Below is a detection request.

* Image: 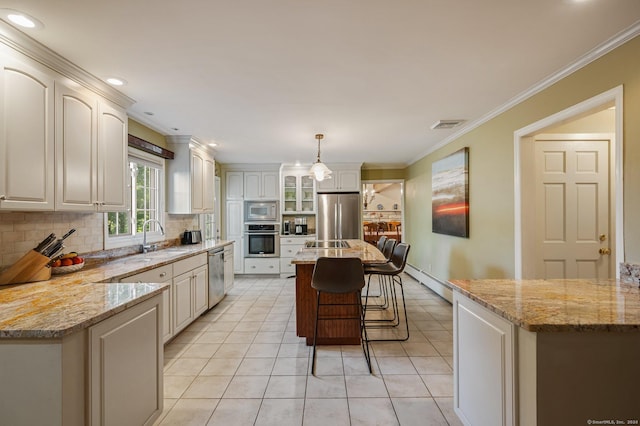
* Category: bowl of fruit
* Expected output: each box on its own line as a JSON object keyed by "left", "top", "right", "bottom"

{"left": 51, "top": 252, "right": 85, "bottom": 274}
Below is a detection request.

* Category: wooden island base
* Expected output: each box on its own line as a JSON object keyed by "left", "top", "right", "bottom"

{"left": 295, "top": 264, "right": 361, "bottom": 345}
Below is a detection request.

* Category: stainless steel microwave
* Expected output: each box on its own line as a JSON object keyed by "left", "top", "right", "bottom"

{"left": 244, "top": 201, "right": 278, "bottom": 222}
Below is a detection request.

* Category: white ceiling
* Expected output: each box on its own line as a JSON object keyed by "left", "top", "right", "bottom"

{"left": 2, "top": 1, "right": 640, "bottom": 167}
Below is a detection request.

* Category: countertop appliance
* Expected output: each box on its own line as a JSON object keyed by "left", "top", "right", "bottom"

{"left": 181, "top": 230, "right": 202, "bottom": 245}
{"left": 245, "top": 200, "right": 278, "bottom": 222}
{"left": 317, "top": 192, "right": 361, "bottom": 240}
{"left": 208, "top": 247, "right": 225, "bottom": 308}
{"left": 244, "top": 223, "right": 280, "bottom": 257}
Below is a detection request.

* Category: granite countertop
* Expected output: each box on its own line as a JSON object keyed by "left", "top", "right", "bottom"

{"left": 0, "top": 239, "right": 235, "bottom": 339}
{"left": 292, "top": 240, "right": 386, "bottom": 264}
{"left": 447, "top": 278, "right": 640, "bottom": 332}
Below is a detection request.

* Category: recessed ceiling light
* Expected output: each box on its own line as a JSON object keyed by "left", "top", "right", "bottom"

{"left": 106, "top": 77, "right": 126, "bottom": 86}
{"left": 208, "top": 143, "right": 218, "bottom": 147}
{"left": 1, "top": 9, "right": 44, "bottom": 29}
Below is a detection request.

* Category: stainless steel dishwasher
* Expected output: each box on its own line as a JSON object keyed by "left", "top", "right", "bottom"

{"left": 208, "top": 247, "right": 225, "bottom": 308}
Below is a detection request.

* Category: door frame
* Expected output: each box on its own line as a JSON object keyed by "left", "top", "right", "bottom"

{"left": 514, "top": 85, "right": 624, "bottom": 279}
{"left": 362, "top": 179, "right": 405, "bottom": 241}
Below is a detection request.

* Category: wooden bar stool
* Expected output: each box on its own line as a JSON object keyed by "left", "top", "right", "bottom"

{"left": 311, "top": 257, "right": 372, "bottom": 375}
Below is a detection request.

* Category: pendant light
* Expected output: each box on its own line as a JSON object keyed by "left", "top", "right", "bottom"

{"left": 309, "top": 134, "right": 332, "bottom": 181}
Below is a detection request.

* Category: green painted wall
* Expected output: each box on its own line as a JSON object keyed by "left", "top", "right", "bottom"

{"left": 128, "top": 119, "right": 167, "bottom": 148}
{"left": 404, "top": 35, "right": 640, "bottom": 281}
{"left": 361, "top": 168, "right": 405, "bottom": 181}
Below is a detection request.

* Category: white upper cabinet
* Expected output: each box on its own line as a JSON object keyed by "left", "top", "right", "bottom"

{"left": 281, "top": 164, "right": 316, "bottom": 214}
{"left": 244, "top": 171, "right": 279, "bottom": 200}
{"left": 0, "top": 52, "right": 55, "bottom": 211}
{"left": 97, "top": 102, "right": 128, "bottom": 211}
{"left": 225, "top": 171, "right": 244, "bottom": 200}
{"left": 0, "top": 35, "right": 132, "bottom": 212}
{"left": 55, "top": 82, "right": 128, "bottom": 212}
{"left": 166, "top": 136, "right": 215, "bottom": 214}
{"left": 316, "top": 164, "right": 362, "bottom": 192}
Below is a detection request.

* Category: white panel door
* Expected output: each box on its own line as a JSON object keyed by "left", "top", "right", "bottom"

{"left": 534, "top": 140, "right": 610, "bottom": 279}
{"left": 0, "top": 55, "right": 55, "bottom": 210}
{"left": 261, "top": 171, "right": 279, "bottom": 199}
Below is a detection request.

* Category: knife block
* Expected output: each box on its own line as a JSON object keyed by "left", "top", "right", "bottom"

{"left": 0, "top": 250, "right": 52, "bottom": 286}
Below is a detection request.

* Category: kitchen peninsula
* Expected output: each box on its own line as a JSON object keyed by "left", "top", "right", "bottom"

{"left": 292, "top": 240, "right": 386, "bottom": 345}
{"left": 448, "top": 278, "right": 640, "bottom": 426}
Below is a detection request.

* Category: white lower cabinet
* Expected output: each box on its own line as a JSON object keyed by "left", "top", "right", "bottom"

{"left": 280, "top": 236, "right": 307, "bottom": 277}
{"left": 120, "top": 253, "right": 208, "bottom": 343}
{"left": 173, "top": 254, "right": 208, "bottom": 335}
{"left": 244, "top": 258, "right": 280, "bottom": 274}
{"left": 453, "top": 293, "right": 516, "bottom": 426}
{"left": 88, "top": 295, "right": 163, "bottom": 426}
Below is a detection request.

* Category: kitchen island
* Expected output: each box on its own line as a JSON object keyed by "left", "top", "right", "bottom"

{"left": 447, "top": 278, "right": 640, "bottom": 426}
{"left": 292, "top": 239, "right": 386, "bottom": 345}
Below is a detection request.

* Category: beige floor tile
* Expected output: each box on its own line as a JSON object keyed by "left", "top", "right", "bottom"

{"left": 153, "top": 398, "right": 178, "bottom": 425}
{"left": 223, "top": 330, "right": 257, "bottom": 343}
{"left": 253, "top": 331, "right": 284, "bottom": 343}
{"left": 260, "top": 321, "right": 289, "bottom": 332}
{"left": 343, "top": 354, "right": 376, "bottom": 375}
{"left": 223, "top": 375, "right": 269, "bottom": 398}
{"left": 206, "top": 321, "right": 238, "bottom": 332}
{"left": 236, "top": 357, "right": 276, "bottom": 375}
{"left": 413, "top": 320, "right": 446, "bottom": 331}
{"left": 384, "top": 374, "right": 431, "bottom": 397}
{"left": 311, "top": 356, "right": 344, "bottom": 375}
{"left": 314, "top": 345, "right": 343, "bottom": 358}
{"left": 391, "top": 397, "right": 448, "bottom": 426}
{"left": 264, "top": 375, "right": 307, "bottom": 398}
{"left": 272, "top": 357, "right": 309, "bottom": 376}
{"left": 212, "top": 343, "right": 250, "bottom": 358}
{"left": 306, "top": 375, "right": 347, "bottom": 398}
{"left": 164, "top": 343, "right": 189, "bottom": 360}
{"left": 255, "top": 398, "right": 304, "bottom": 426}
{"left": 170, "top": 330, "right": 203, "bottom": 345}
{"left": 376, "top": 356, "right": 418, "bottom": 374}
{"left": 200, "top": 358, "right": 242, "bottom": 376}
{"left": 431, "top": 340, "right": 454, "bottom": 356}
{"left": 164, "top": 358, "right": 208, "bottom": 376}
{"left": 303, "top": 398, "right": 350, "bottom": 426}
{"left": 423, "top": 330, "right": 453, "bottom": 341}
{"left": 345, "top": 375, "right": 389, "bottom": 397}
{"left": 434, "top": 397, "right": 464, "bottom": 426}
{"left": 410, "top": 356, "right": 452, "bottom": 374}
{"left": 182, "top": 376, "right": 233, "bottom": 399}
{"left": 421, "top": 374, "right": 454, "bottom": 397}
{"left": 206, "top": 398, "right": 261, "bottom": 426}
{"left": 196, "top": 331, "right": 230, "bottom": 344}
{"left": 233, "top": 321, "right": 263, "bottom": 331}
{"left": 164, "top": 375, "right": 195, "bottom": 399}
{"left": 181, "top": 343, "right": 221, "bottom": 359}
{"left": 158, "top": 398, "right": 218, "bottom": 426}
{"left": 245, "top": 343, "right": 281, "bottom": 357}
{"left": 278, "top": 342, "right": 310, "bottom": 358}
{"left": 401, "top": 341, "right": 440, "bottom": 357}
{"left": 348, "top": 397, "right": 399, "bottom": 426}
{"left": 371, "top": 341, "right": 408, "bottom": 357}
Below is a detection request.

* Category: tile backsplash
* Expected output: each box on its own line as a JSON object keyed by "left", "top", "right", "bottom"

{"left": 0, "top": 211, "right": 199, "bottom": 268}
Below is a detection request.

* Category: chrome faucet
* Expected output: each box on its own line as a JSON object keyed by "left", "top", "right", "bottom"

{"left": 141, "top": 219, "right": 165, "bottom": 253}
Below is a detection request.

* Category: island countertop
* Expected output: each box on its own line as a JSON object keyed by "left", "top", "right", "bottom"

{"left": 291, "top": 239, "right": 386, "bottom": 264}
{"left": 447, "top": 278, "right": 640, "bottom": 332}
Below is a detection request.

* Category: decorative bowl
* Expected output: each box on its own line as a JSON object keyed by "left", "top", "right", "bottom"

{"left": 51, "top": 261, "right": 85, "bottom": 275}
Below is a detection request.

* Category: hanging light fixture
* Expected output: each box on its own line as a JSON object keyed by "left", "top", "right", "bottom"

{"left": 309, "top": 133, "right": 332, "bottom": 181}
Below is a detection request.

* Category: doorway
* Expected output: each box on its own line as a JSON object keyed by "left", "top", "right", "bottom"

{"left": 514, "top": 86, "right": 623, "bottom": 279}
{"left": 362, "top": 180, "right": 404, "bottom": 245}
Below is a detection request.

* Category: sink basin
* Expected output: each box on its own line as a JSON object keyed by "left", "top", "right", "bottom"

{"left": 305, "top": 240, "right": 350, "bottom": 249}
{"left": 163, "top": 248, "right": 191, "bottom": 254}
{"left": 124, "top": 257, "right": 153, "bottom": 264}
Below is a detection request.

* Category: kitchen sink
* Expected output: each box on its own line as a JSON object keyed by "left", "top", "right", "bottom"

{"left": 163, "top": 248, "right": 191, "bottom": 253}
{"left": 305, "top": 240, "right": 350, "bottom": 249}
{"left": 124, "top": 257, "right": 153, "bottom": 264}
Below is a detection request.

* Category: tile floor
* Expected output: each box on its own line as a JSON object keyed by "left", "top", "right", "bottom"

{"left": 154, "top": 273, "right": 462, "bottom": 426}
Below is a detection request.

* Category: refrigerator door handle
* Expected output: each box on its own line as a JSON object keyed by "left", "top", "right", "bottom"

{"left": 338, "top": 203, "right": 342, "bottom": 240}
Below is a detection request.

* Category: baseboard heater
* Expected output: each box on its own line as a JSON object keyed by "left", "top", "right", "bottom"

{"left": 404, "top": 264, "right": 453, "bottom": 303}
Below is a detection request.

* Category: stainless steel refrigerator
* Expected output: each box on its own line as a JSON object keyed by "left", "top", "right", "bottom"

{"left": 316, "top": 192, "right": 361, "bottom": 240}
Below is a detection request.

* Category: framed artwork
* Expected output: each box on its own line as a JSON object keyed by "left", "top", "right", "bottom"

{"left": 432, "top": 147, "right": 469, "bottom": 237}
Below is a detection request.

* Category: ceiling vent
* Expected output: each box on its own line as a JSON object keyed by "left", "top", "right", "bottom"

{"left": 430, "top": 119, "right": 465, "bottom": 130}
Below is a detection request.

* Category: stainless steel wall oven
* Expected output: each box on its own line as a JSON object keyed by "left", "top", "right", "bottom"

{"left": 244, "top": 223, "right": 280, "bottom": 258}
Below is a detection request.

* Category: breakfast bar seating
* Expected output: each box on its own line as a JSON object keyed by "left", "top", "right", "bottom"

{"left": 292, "top": 240, "right": 386, "bottom": 345}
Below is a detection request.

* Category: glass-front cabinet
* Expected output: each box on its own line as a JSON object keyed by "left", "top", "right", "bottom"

{"left": 281, "top": 165, "right": 316, "bottom": 214}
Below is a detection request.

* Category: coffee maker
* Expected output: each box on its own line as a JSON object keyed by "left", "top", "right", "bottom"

{"left": 294, "top": 217, "right": 308, "bottom": 235}
{"left": 283, "top": 220, "right": 292, "bottom": 235}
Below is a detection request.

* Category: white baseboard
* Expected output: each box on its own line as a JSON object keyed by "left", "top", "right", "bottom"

{"left": 405, "top": 264, "right": 453, "bottom": 303}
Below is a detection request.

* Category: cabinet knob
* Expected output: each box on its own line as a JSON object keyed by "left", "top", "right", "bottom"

{"left": 0, "top": 195, "right": 5, "bottom": 200}
{"left": 159, "top": 272, "right": 167, "bottom": 277}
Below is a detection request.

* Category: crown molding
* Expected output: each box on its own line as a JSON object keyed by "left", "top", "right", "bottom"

{"left": 0, "top": 19, "right": 135, "bottom": 108}
{"left": 410, "top": 20, "right": 640, "bottom": 165}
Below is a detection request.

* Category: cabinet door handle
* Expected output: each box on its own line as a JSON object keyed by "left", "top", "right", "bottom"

{"left": 0, "top": 195, "right": 6, "bottom": 200}
{"left": 159, "top": 272, "right": 167, "bottom": 278}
